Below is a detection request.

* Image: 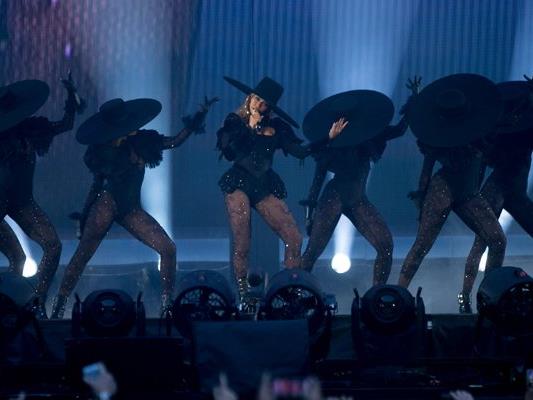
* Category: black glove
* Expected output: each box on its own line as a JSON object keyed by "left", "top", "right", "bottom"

{"left": 182, "top": 96, "right": 219, "bottom": 133}
{"left": 61, "top": 71, "right": 86, "bottom": 114}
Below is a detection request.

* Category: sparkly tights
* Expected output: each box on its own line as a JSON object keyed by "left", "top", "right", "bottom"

{"left": 301, "top": 180, "right": 393, "bottom": 285}
{"left": 0, "top": 219, "right": 26, "bottom": 275}
{"left": 57, "top": 191, "right": 176, "bottom": 297}
{"left": 398, "top": 173, "right": 506, "bottom": 288}
{"left": 463, "top": 172, "right": 533, "bottom": 296}
{"left": 224, "top": 190, "right": 302, "bottom": 279}
{"left": 0, "top": 198, "right": 61, "bottom": 296}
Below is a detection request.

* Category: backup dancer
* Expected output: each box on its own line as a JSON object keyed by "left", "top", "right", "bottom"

{"left": 460, "top": 76, "right": 533, "bottom": 312}
{"left": 0, "top": 76, "right": 84, "bottom": 317}
{"left": 300, "top": 78, "right": 420, "bottom": 284}
{"left": 398, "top": 74, "right": 507, "bottom": 294}
{"left": 50, "top": 96, "right": 216, "bottom": 318}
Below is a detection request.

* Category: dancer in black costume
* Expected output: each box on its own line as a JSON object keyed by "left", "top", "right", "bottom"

{"left": 0, "top": 220, "right": 26, "bottom": 275}
{"left": 460, "top": 76, "right": 533, "bottom": 312}
{"left": 0, "top": 77, "right": 84, "bottom": 317}
{"left": 50, "top": 96, "right": 216, "bottom": 318}
{"left": 398, "top": 74, "right": 507, "bottom": 294}
{"left": 217, "top": 77, "right": 344, "bottom": 307}
{"left": 300, "top": 78, "right": 420, "bottom": 284}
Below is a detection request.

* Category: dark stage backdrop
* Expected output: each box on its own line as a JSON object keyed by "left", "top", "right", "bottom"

{"left": 1, "top": 0, "right": 532, "bottom": 241}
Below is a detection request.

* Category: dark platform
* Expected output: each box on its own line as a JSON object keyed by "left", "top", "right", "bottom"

{"left": 1, "top": 314, "right": 531, "bottom": 399}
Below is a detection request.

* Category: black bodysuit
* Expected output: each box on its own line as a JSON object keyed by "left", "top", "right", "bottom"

{"left": 0, "top": 111, "right": 75, "bottom": 298}
{"left": 301, "top": 120, "right": 407, "bottom": 284}
{"left": 398, "top": 140, "right": 507, "bottom": 288}
{"left": 54, "top": 128, "right": 195, "bottom": 310}
{"left": 217, "top": 112, "right": 322, "bottom": 279}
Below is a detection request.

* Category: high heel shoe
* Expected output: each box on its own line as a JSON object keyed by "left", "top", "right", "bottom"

{"left": 50, "top": 294, "right": 68, "bottom": 319}
{"left": 458, "top": 292, "right": 472, "bottom": 314}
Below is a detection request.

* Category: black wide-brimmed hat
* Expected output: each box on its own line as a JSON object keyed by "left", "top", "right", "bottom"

{"left": 0, "top": 80, "right": 50, "bottom": 133}
{"left": 495, "top": 81, "right": 533, "bottom": 134}
{"left": 223, "top": 76, "right": 299, "bottom": 128}
{"left": 302, "top": 90, "right": 394, "bottom": 148}
{"left": 408, "top": 73, "right": 503, "bottom": 147}
{"left": 76, "top": 98, "right": 162, "bottom": 145}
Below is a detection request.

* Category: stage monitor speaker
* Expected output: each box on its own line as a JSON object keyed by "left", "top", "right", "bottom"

{"left": 193, "top": 319, "right": 309, "bottom": 395}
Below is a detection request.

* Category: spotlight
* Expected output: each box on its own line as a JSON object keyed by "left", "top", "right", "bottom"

{"left": 331, "top": 253, "right": 351, "bottom": 274}
{"left": 22, "top": 258, "right": 37, "bottom": 278}
{"left": 352, "top": 285, "right": 426, "bottom": 362}
{"left": 172, "top": 270, "right": 235, "bottom": 338}
{"left": 477, "top": 266, "right": 533, "bottom": 336}
{"left": 72, "top": 290, "right": 144, "bottom": 337}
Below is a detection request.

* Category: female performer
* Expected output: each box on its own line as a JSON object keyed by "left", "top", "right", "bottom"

{"left": 217, "top": 76, "right": 344, "bottom": 307}
{"left": 0, "top": 76, "right": 83, "bottom": 318}
{"left": 300, "top": 78, "right": 420, "bottom": 284}
{"left": 50, "top": 96, "right": 216, "bottom": 318}
{"left": 398, "top": 74, "right": 507, "bottom": 294}
{"left": 460, "top": 76, "right": 533, "bottom": 312}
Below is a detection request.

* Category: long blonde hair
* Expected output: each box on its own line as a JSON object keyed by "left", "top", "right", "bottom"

{"left": 235, "top": 94, "right": 273, "bottom": 124}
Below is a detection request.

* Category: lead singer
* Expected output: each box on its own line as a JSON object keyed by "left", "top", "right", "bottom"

{"left": 217, "top": 76, "right": 345, "bottom": 309}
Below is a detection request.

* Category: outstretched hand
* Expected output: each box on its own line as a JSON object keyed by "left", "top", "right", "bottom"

{"left": 200, "top": 96, "right": 220, "bottom": 112}
{"left": 328, "top": 117, "right": 349, "bottom": 139}
{"left": 183, "top": 96, "right": 219, "bottom": 134}
{"left": 406, "top": 75, "right": 422, "bottom": 95}
{"left": 61, "top": 70, "right": 86, "bottom": 114}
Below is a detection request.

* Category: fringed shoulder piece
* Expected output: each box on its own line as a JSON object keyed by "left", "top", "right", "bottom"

{"left": 127, "top": 129, "right": 165, "bottom": 168}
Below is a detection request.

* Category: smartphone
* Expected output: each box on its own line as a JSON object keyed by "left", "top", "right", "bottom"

{"left": 272, "top": 378, "right": 304, "bottom": 398}
{"left": 82, "top": 362, "right": 105, "bottom": 381}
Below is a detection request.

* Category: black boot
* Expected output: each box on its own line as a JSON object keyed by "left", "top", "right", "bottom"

{"left": 160, "top": 292, "right": 174, "bottom": 318}
{"left": 458, "top": 292, "right": 472, "bottom": 314}
{"left": 237, "top": 276, "right": 256, "bottom": 314}
{"left": 31, "top": 295, "right": 48, "bottom": 320}
{"left": 50, "top": 294, "right": 68, "bottom": 319}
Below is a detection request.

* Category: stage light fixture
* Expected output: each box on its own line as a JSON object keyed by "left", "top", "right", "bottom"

{"left": 351, "top": 285, "right": 426, "bottom": 363}
{"left": 260, "top": 269, "right": 330, "bottom": 337}
{"left": 172, "top": 270, "right": 235, "bottom": 338}
{"left": 477, "top": 266, "right": 533, "bottom": 336}
{"left": 360, "top": 284, "right": 418, "bottom": 334}
{"left": 72, "top": 290, "right": 143, "bottom": 337}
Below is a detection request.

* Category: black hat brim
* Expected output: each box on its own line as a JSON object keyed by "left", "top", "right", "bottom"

{"left": 495, "top": 81, "right": 533, "bottom": 135}
{"left": 409, "top": 73, "right": 503, "bottom": 147}
{"left": 0, "top": 80, "right": 50, "bottom": 133}
{"left": 76, "top": 99, "right": 162, "bottom": 145}
{"left": 303, "top": 90, "right": 394, "bottom": 148}
{"left": 223, "top": 76, "right": 300, "bottom": 128}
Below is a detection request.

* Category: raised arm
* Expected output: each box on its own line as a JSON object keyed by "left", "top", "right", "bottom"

{"left": 50, "top": 72, "right": 86, "bottom": 135}
{"left": 162, "top": 96, "right": 218, "bottom": 150}
{"left": 280, "top": 117, "right": 348, "bottom": 160}
{"left": 381, "top": 76, "right": 422, "bottom": 142}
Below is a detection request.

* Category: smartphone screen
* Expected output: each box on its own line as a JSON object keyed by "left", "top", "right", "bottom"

{"left": 82, "top": 362, "right": 105, "bottom": 380}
